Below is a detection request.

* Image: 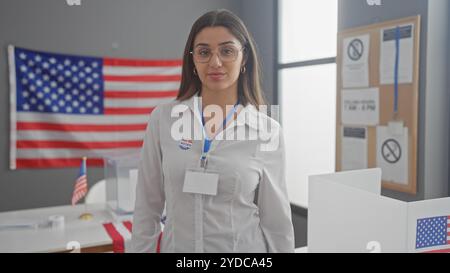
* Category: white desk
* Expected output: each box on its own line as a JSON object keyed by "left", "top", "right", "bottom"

{"left": 0, "top": 204, "right": 116, "bottom": 253}
{"left": 1, "top": 204, "right": 310, "bottom": 253}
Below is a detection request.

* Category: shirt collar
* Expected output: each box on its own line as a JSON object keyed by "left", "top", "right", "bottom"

{"left": 177, "top": 94, "right": 260, "bottom": 130}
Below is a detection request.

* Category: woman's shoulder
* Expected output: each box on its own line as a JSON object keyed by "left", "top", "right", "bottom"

{"left": 247, "top": 104, "right": 282, "bottom": 132}
{"left": 150, "top": 98, "right": 181, "bottom": 116}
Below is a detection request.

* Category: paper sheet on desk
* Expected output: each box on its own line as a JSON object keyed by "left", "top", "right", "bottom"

{"left": 0, "top": 220, "right": 41, "bottom": 230}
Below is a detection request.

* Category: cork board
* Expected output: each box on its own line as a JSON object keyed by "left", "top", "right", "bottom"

{"left": 336, "top": 16, "right": 421, "bottom": 194}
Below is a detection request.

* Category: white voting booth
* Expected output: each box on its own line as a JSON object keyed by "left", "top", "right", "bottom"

{"left": 308, "top": 168, "right": 450, "bottom": 253}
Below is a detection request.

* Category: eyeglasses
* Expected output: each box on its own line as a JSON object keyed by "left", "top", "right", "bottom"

{"left": 190, "top": 45, "right": 244, "bottom": 63}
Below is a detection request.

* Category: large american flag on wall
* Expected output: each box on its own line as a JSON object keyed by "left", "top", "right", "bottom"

{"left": 8, "top": 46, "right": 181, "bottom": 169}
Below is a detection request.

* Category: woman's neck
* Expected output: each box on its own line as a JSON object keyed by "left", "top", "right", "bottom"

{"left": 200, "top": 86, "right": 239, "bottom": 136}
{"left": 200, "top": 86, "right": 239, "bottom": 113}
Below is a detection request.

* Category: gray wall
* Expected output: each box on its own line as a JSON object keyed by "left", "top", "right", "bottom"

{"left": 0, "top": 0, "right": 245, "bottom": 212}
{"left": 423, "top": 0, "right": 449, "bottom": 199}
{"left": 339, "top": 0, "right": 449, "bottom": 202}
{"left": 241, "top": 0, "right": 277, "bottom": 105}
{"left": 448, "top": 2, "right": 450, "bottom": 198}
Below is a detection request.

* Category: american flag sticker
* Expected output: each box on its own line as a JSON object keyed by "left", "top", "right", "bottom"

{"left": 179, "top": 138, "right": 192, "bottom": 150}
{"left": 415, "top": 215, "right": 450, "bottom": 253}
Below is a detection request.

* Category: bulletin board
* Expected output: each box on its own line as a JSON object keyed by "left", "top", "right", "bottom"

{"left": 335, "top": 16, "right": 421, "bottom": 194}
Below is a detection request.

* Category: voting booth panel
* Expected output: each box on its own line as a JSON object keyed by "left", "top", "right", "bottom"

{"left": 308, "top": 169, "right": 450, "bottom": 253}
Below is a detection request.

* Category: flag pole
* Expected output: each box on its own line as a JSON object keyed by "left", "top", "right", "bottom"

{"left": 79, "top": 156, "right": 93, "bottom": 221}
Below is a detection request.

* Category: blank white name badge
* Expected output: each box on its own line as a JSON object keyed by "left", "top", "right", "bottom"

{"left": 183, "top": 169, "right": 219, "bottom": 196}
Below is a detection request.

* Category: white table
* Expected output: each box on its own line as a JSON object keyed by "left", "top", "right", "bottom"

{"left": 0, "top": 203, "right": 116, "bottom": 253}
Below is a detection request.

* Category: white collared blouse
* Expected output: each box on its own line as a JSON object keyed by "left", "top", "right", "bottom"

{"left": 130, "top": 95, "right": 295, "bottom": 253}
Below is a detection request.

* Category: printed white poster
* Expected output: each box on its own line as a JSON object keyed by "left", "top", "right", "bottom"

{"left": 341, "top": 88, "right": 379, "bottom": 126}
{"left": 380, "top": 24, "right": 414, "bottom": 84}
{"left": 376, "top": 126, "right": 408, "bottom": 184}
{"left": 342, "top": 35, "right": 370, "bottom": 88}
{"left": 341, "top": 127, "right": 368, "bottom": 171}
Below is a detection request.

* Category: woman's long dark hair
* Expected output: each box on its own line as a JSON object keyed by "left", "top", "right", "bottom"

{"left": 176, "top": 9, "right": 267, "bottom": 108}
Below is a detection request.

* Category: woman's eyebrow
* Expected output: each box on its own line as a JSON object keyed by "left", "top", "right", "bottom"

{"left": 194, "top": 41, "right": 236, "bottom": 48}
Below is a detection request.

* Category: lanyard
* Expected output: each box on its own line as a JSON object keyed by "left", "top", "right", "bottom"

{"left": 200, "top": 101, "right": 239, "bottom": 168}
{"left": 394, "top": 26, "right": 400, "bottom": 116}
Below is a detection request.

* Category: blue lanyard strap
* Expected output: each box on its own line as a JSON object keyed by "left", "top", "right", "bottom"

{"left": 200, "top": 101, "right": 239, "bottom": 162}
{"left": 394, "top": 26, "right": 400, "bottom": 115}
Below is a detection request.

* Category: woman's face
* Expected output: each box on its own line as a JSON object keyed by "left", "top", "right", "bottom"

{"left": 192, "top": 26, "right": 244, "bottom": 93}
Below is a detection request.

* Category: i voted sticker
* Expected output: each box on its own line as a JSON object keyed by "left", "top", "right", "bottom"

{"left": 179, "top": 138, "right": 193, "bottom": 150}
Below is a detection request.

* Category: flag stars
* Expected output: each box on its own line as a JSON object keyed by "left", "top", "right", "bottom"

{"left": 16, "top": 51, "right": 104, "bottom": 115}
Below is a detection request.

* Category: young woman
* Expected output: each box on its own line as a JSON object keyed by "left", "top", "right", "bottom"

{"left": 130, "top": 9, "right": 295, "bottom": 253}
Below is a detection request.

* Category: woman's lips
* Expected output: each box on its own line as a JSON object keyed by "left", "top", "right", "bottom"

{"left": 207, "top": 73, "right": 226, "bottom": 80}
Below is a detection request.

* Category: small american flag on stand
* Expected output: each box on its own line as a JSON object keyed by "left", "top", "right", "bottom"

{"left": 8, "top": 45, "right": 181, "bottom": 169}
{"left": 72, "top": 157, "right": 88, "bottom": 206}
